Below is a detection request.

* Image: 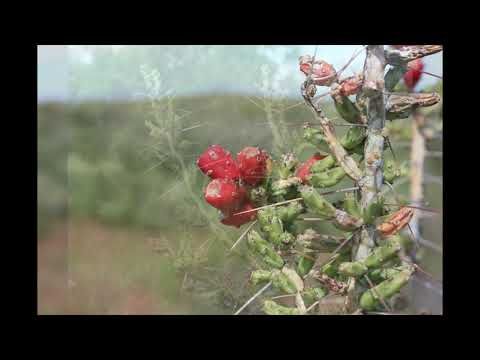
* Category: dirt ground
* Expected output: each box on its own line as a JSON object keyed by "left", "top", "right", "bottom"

{"left": 38, "top": 221, "right": 192, "bottom": 315}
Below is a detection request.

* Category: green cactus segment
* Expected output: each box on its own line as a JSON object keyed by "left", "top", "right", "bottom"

{"left": 343, "top": 192, "right": 362, "bottom": 219}
{"left": 337, "top": 243, "right": 401, "bottom": 278}
{"left": 257, "top": 205, "right": 298, "bottom": 249}
{"left": 338, "top": 261, "right": 368, "bottom": 277}
{"left": 279, "top": 232, "right": 295, "bottom": 245}
{"left": 276, "top": 202, "right": 304, "bottom": 224}
{"left": 257, "top": 207, "right": 275, "bottom": 228}
{"left": 321, "top": 251, "right": 351, "bottom": 278}
{"left": 384, "top": 65, "right": 406, "bottom": 92}
{"left": 247, "top": 230, "right": 284, "bottom": 269}
{"left": 271, "top": 270, "right": 298, "bottom": 294}
{"left": 383, "top": 159, "right": 408, "bottom": 184}
{"left": 385, "top": 234, "right": 413, "bottom": 252}
{"left": 363, "top": 243, "right": 402, "bottom": 269}
{"left": 359, "top": 269, "right": 414, "bottom": 311}
{"left": 271, "top": 178, "right": 302, "bottom": 199}
{"left": 297, "top": 256, "right": 315, "bottom": 277}
{"left": 310, "top": 155, "right": 336, "bottom": 174}
{"left": 257, "top": 209, "right": 284, "bottom": 246}
{"left": 303, "top": 287, "right": 328, "bottom": 306}
{"left": 333, "top": 96, "right": 363, "bottom": 124}
{"left": 250, "top": 270, "right": 273, "bottom": 285}
{"left": 265, "top": 217, "right": 284, "bottom": 246}
{"left": 362, "top": 196, "right": 385, "bottom": 224}
{"left": 300, "top": 186, "right": 336, "bottom": 219}
{"left": 368, "top": 265, "right": 409, "bottom": 283}
{"left": 262, "top": 300, "right": 301, "bottom": 315}
{"left": 303, "top": 127, "right": 329, "bottom": 151}
{"left": 284, "top": 222, "right": 301, "bottom": 236}
{"left": 351, "top": 142, "right": 365, "bottom": 156}
{"left": 308, "top": 167, "right": 346, "bottom": 188}
{"left": 249, "top": 186, "right": 268, "bottom": 207}
{"left": 277, "top": 153, "right": 299, "bottom": 179}
{"left": 340, "top": 127, "right": 367, "bottom": 150}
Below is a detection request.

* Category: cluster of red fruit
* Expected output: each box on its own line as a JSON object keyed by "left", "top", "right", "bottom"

{"left": 197, "top": 145, "right": 269, "bottom": 228}
{"left": 391, "top": 45, "right": 424, "bottom": 90}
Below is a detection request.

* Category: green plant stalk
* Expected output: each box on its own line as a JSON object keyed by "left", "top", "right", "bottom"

{"left": 362, "top": 195, "right": 385, "bottom": 224}
{"left": 303, "top": 127, "right": 327, "bottom": 148}
{"left": 250, "top": 269, "right": 273, "bottom": 285}
{"left": 338, "top": 262, "right": 369, "bottom": 277}
{"left": 333, "top": 95, "right": 363, "bottom": 124}
{"left": 363, "top": 243, "right": 401, "bottom": 268}
{"left": 276, "top": 202, "right": 304, "bottom": 224}
{"left": 384, "top": 65, "right": 406, "bottom": 92}
{"left": 247, "top": 230, "right": 284, "bottom": 269}
{"left": 297, "top": 256, "right": 315, "bottom": 277}
{"left": 302, "top": 287, "right": 328, "bottom": 306}
{"left": 338, "top": 243, "right": 401, "bottom": 277}
{"left": 367, "top": 265, "right": 410, "bottom": 283}
{"left": 359, "top": 268, "right": 414, "bottom": 311}
{"left": 310, "top": 155, "right": 336, "bottom": 173}
{"left": 308, "top": 167, "right": 346, "bottom": 188}
{"left": 340, "top": 127, "right": 367, "bottom": 150}
{"left": 299, "top": 185, "right": 336, "bottom": 219}
{"left": 263, "top": 300, "right": 301, "bottom": 315}
{"left": 343, "top": 192, "right": 362, "bottom": 219}
{"left": 277, "top": 153, "right": 299, "bottom": 179}
{"left": 271, "top": 269, "right": 298, "bottom": 294}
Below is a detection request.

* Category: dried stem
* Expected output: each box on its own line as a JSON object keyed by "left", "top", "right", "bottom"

{"left": 384, "top": 45, "right": 443, "bottom": 65}
{"left": 410, "top": 105, "right": 430, "bottom": 260}
{"left": 347, "top": 45, "right": 387, "bottom": 311}
{"left": 301, "top": 88, "right": 362, "bottom": 181}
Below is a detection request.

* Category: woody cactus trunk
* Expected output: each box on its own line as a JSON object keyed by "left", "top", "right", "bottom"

{"left": 196, "top": 45, "right": 441, "bottom": 315}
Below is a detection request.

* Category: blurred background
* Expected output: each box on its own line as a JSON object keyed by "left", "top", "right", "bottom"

{"left": 38, "top": 45, "right": 442, "bottom": 314}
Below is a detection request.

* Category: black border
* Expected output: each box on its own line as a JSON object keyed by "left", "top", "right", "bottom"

{"left": 30, "top": 38, "right": 451, "bottom": 324}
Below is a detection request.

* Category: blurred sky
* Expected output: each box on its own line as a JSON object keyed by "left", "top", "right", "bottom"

{"left": 38, "top": 45, "right": 443, "bottom": 103}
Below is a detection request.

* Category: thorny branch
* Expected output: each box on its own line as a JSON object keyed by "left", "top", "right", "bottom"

{"left": 384, "top": 45, "right": 443, "bottom": 65}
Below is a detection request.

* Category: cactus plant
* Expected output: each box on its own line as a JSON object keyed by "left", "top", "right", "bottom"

{"left": 193, "top": 45, "right": 442, "bottom": 315}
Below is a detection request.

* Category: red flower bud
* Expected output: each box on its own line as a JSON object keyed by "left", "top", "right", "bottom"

{"left": 204, "top": 178, "right": 245, "bottom": 212}
{"left": 237, "top": 146, "right": 269, "bottom": 186}
{"left": 403, "top": 59, "right": 424, "bottom": 90}
{"left": 296, "top": 153, "right": 327, "bottom": 183}
{"left": 220, "top": 201, "right": 257, "bottom": 228}
{"left": 197, "top": 145, "right": 240, "bottom": 180}
{"left": 299, "top": 55, "right": 336, "bottom": 86}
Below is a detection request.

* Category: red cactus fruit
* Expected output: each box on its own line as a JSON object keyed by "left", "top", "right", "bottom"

{"left": 338, "top": 76, "right": 362, "bottom": 97}
{"left": 299, "top": 55, "right": 336, "bottom": 86}
{"left": 204, "top": 178, "right": 245, "bottom": 212}
{"left": 220, "top": 201, "right": 257, "bottom": 228}
{"left": 296, "top": 153, "right": 327, "bottom": 183}
{"left": 237, "top": 146, "right": 269, "bottom": 186}
{"left": 404, "top": 59, "right": 424, "bottom": 90}
{"left": 197, "top": 145, "right": 240, "bottom": 180}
